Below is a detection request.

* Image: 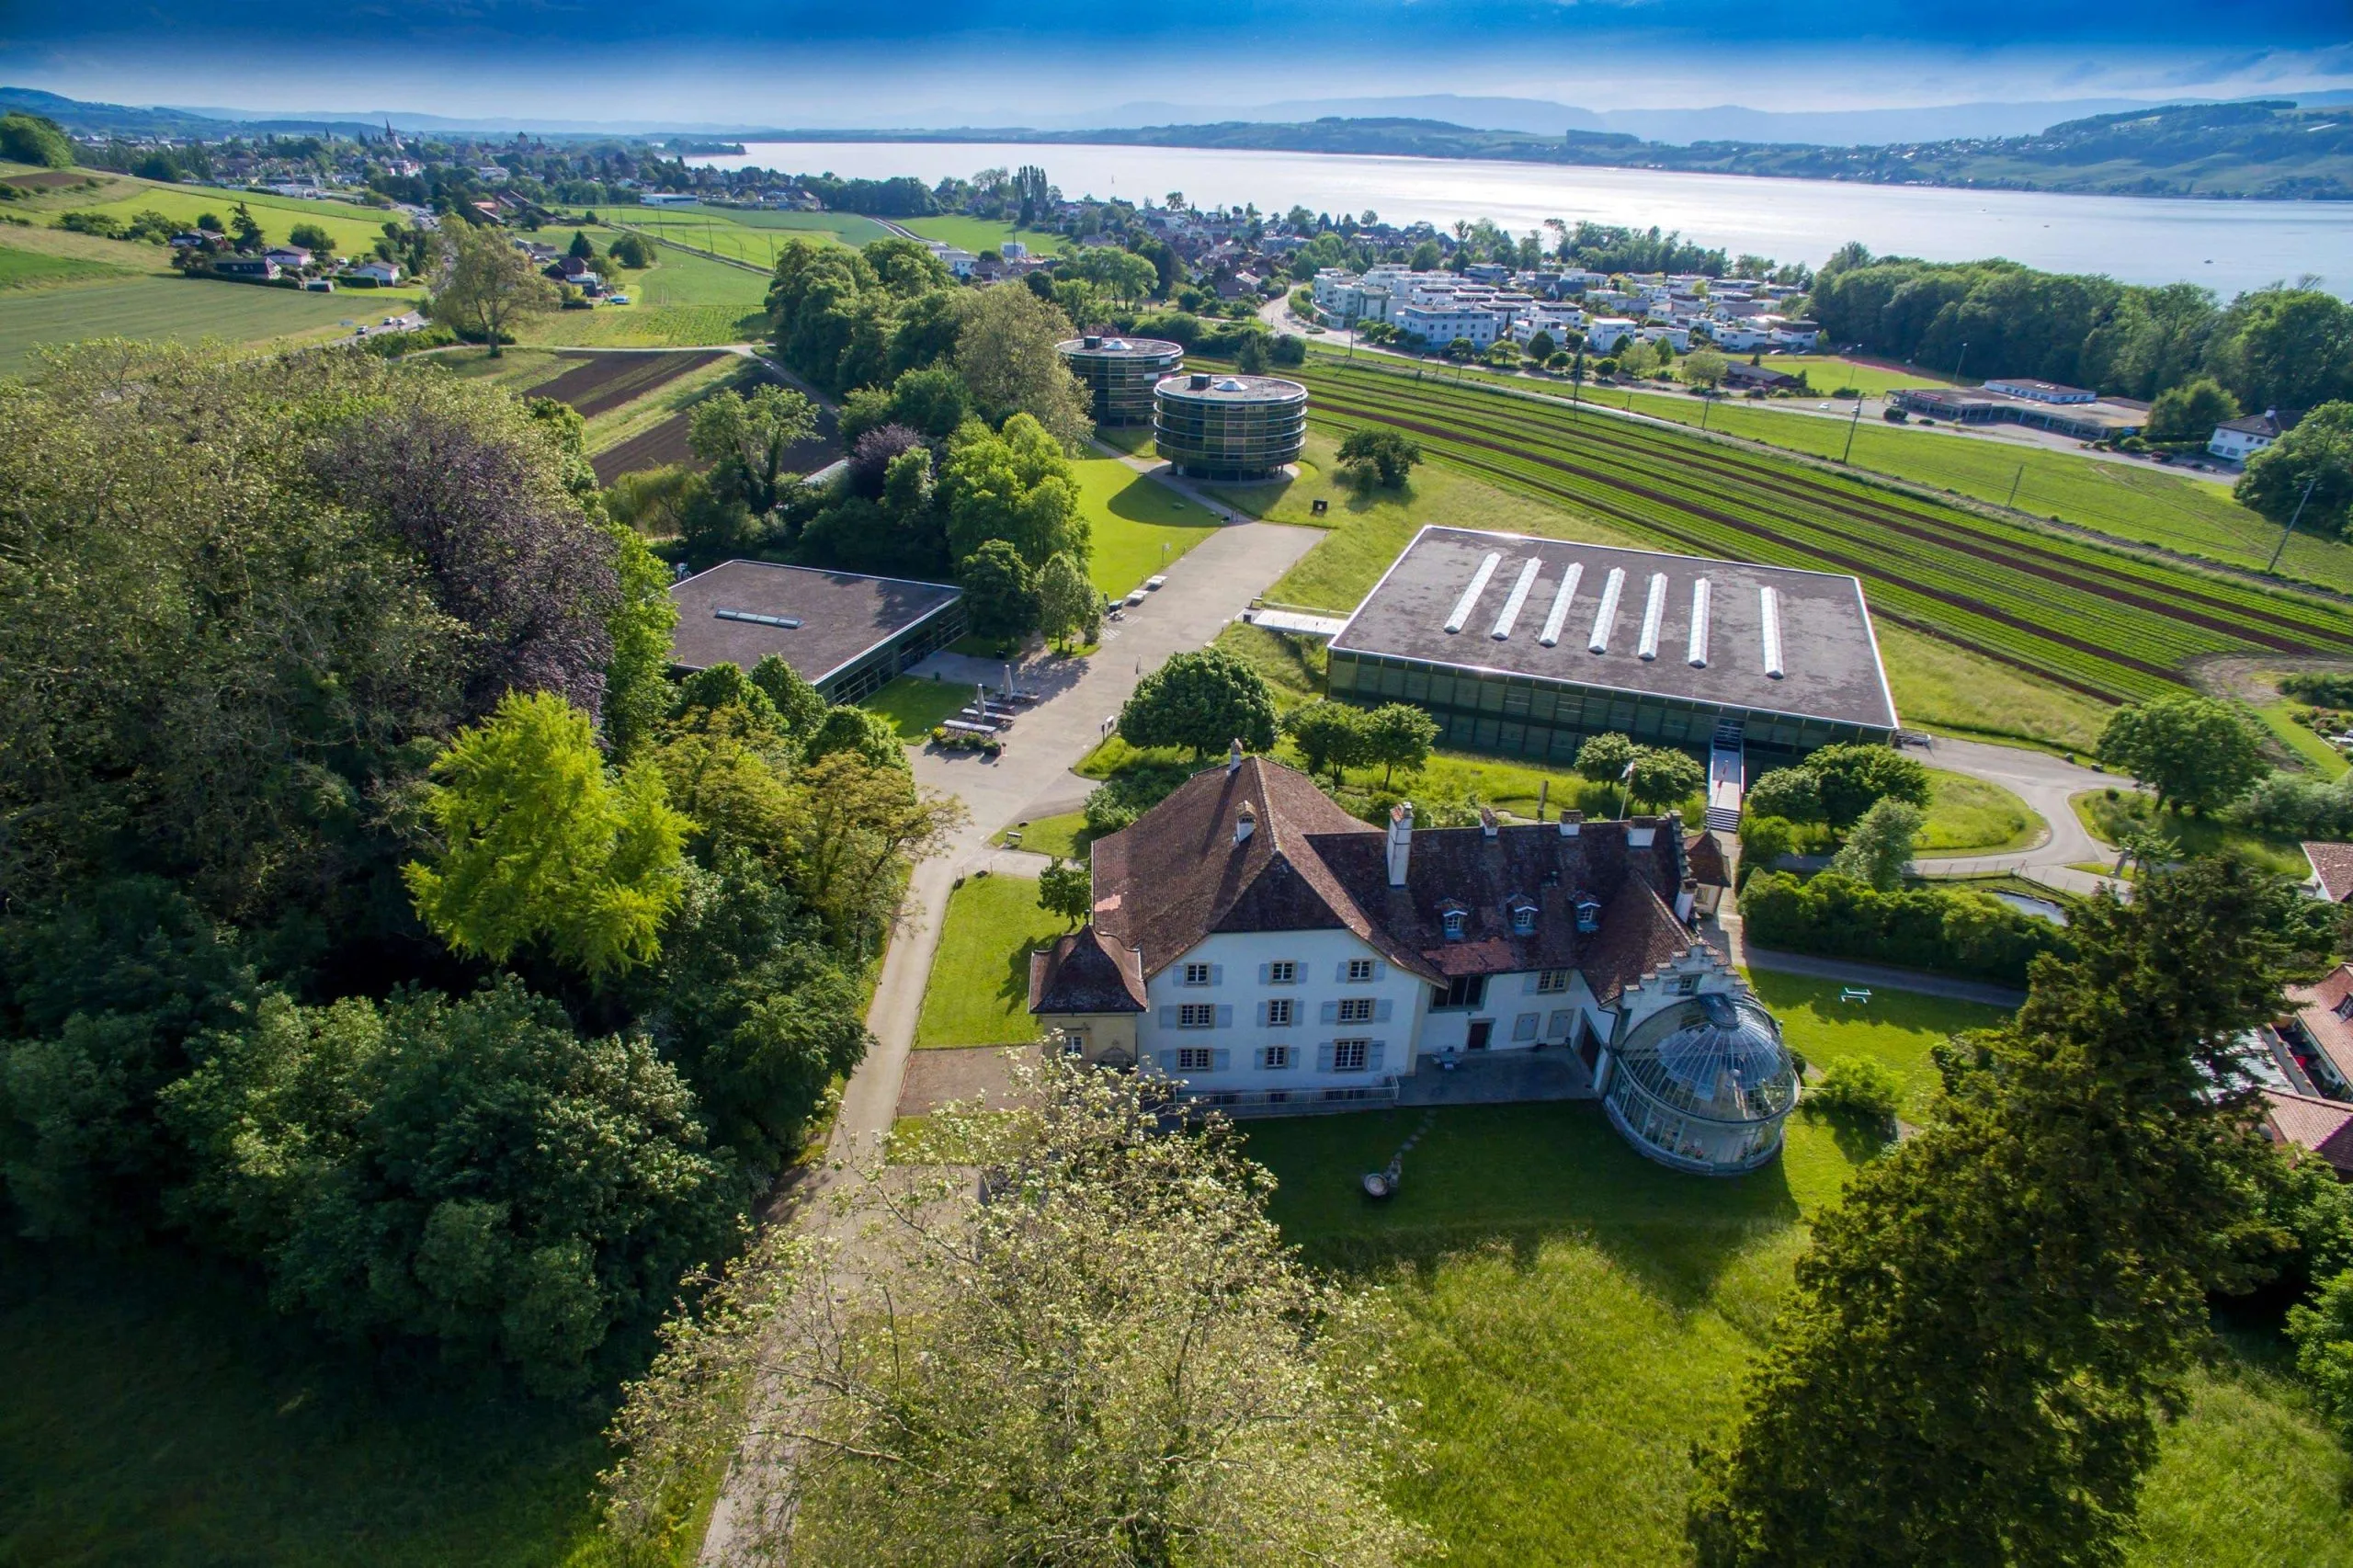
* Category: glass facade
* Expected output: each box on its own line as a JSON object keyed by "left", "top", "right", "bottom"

{"left": 818, "top": 599, "right": 968, "bottom": 705}
{"left": 1602, "top": 993, "right": 1797, "bottom": 1175}
{"left": 1324, "top": 648, "right": 1889, "bottom": 767}
{"left": 1154, "top": 375, "right": 1309, "bottom": 480}
{"left": 1057, "top": 337, "right": 1184, "bottom": 426}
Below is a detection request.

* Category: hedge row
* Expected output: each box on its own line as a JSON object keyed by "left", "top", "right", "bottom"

{"left": 1738, "top": 870, "right": 2066, "bottom": 987}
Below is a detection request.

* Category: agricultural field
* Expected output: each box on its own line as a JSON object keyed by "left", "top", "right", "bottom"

{"left": 1238, "top": 982, "right": 2353, "bottom": 1568}
{"left": 584, "top": 357, "right": 837, "bottom": 485}
{"left": 517, "top": 235, "right": 769, "bottom": 349}
{"left": 0, "top": 242, "right": 130, "bottom": 290}
{"left": 1728, "top": 353, "right": 1961, "bottom": 398}
{"left": 611, "top": 207, "right": 890, "bottom": 269}
{"left": 897, "top": 215, "right": 1065, "bottom": 257}
{"left": 40, "top": 176, "right": 411, "bottom": 259}
{"left": 0, "top": 276, "right": 375, "bottom": 374}
{"left": 1268, "top": 356, "right": 2353, "bottom": 709}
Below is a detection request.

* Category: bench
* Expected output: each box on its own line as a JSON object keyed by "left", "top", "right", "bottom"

{"left": 942, "top": 719, "right": 998, "bottom": 736}
{"left": 1840, "top": 987, "right": 1872, "bottom": 1005}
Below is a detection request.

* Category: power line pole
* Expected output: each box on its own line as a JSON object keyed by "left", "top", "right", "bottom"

{"left": 1841, "top": 392, "right": 1863, "bottom": 463}
{"left": 2005, "top": 463, "right": 2025, "bottom": 510}
{"left": 2267, "top": 474, "right": 2321, "bottom": 574}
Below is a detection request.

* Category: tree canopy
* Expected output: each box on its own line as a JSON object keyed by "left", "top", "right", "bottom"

{"left": 2097, "top": 696, "right": 2268, "bottom": 813}
{"left": 2235, "top": 401, "right": 2353, "bottom": 542}
{"left": 1120, "top": 648, "right": 1279, "bottom": 760}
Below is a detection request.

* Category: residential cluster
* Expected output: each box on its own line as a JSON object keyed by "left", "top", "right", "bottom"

{"left": 1308, "top": 263, "right": 1820, "bottom": 358}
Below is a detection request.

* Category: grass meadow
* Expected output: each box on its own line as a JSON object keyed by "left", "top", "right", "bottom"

{"left": 1073, "top": 456, "right": 1222, "bottom": 597}
{"left": 0, "top": 276, "right": 379, "bottom": 374}
{"left": 997, "top": 811, "right": 1092, "bottom": 859}
{"left": 862, "top": 675, "right": 980, "bottom": 740}
{"left": 517, "top": 235, "right": 770, "bottom": 348}
{"left": 1915, "top": 767, "right": 2044, "bottom": 855}
{"left": 62, "top": 177, "right": 415, "bottom": 259}
{"left": 914, "top": 873, "right": 1068, "bottom": 1048}
{"left": 898, "top": 215, "right": 1067, "bottom": 257}
{"left": 2073, "top": 789, "right": 2311, "bottom": 877}
{"left": 0, "top": 241, "right": 132, "bottom": 290}
{"left": 1236, "top": 972, "right": 2353, "bottom": 1566}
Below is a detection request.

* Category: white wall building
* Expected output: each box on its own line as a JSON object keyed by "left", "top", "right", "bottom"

{"left": 1029, "top": 756, "right": 1780, "bottom": 1173}
{"left": 2210, "top": 410, "right": 2298, "bottom": 463}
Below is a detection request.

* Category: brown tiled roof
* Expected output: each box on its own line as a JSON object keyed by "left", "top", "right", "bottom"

{"left": 2288, "top": 966, "right": 2353, "bottom": 1086}
{"left": 2307, "top": 842, "right": 2353, "bottom": 903}
{"left": 1685, "top": 830, "right": 1731, "bottom": 889}
{"left": 2264, "top": 1089, "right": 2353, "bottom": 1177}
{"left": 1086, "top": 755, "right": 1703, "bottom": 994}
{"left": 1029, "top": 928, "right": 1146, "bottom": 1014}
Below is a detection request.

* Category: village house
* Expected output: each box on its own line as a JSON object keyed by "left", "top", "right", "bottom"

{"left": 2210, "top": 409, "right": 2300, "bottom": 464}
{"left": 1029, "top": 754, "right": 1786, "bottom": 1175}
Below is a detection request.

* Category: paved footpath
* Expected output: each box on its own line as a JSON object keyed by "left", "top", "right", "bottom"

{"left": 699, "top": 514, "right": 1319, "bottom": 1562}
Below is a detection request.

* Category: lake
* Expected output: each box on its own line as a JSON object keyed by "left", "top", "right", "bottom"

{"left": 695, "top": 140, "right": 2353, "bottom": 298}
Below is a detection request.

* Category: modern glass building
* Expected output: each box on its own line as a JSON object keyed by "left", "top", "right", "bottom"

{"left": 1153, "top": 371, "right": 1309, "bottom": 480}
{"left": 1324, "top": 526, "right": 1899, "bottom": 767}
{"left": 1057, "top": 335, "right": 1185, "bottom": 426}
{"left": 1601, "top": 992, "right": 1798, "bottom": 1174}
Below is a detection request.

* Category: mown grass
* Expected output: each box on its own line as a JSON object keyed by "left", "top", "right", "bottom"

{"left": 2073, "top": 789, "right": 2309, "bottom": 876}
{"left": 51, "top": 176, "right": 406, "bottom": 258}
{"left": 0, "top": 1235, "right": 610, "bottom": 1568}
{"left": 613, "top": 208, "right": 891, "bottom": 269}
{"left": 1874, "top": 621, "right": 2114, "bottom": 756}
{"left": 897, "top": 216, "right": 1066, "bottom": 258}
{"left": 518, "top": 237, "right": 769, "bottom": 349}
{"left": 1915, "top": 766, "right": 2044, "bottom": 856}
{"left": 1238, "top": 980, "right": 2349, "bottom": 1566}
{"left": 0, "top": 241, "right": 131, "bottom": 289}
{"left": 996, "top": 811, "right": 1092, "bottom": 859}
{"left": 915, "top": 874, "right": 1068, "bottom": 1048}
{"left": 2256, "top": 702, "right": 2353, "bottom": 779}
{"left": 0, "top": 276, "right": 374, "bottom": 374}
{"left": 862, "top": 675, "right": 979, "bottom": 740}
{"left": 1074, "top": 457, "right": 1221, "bottom": 598}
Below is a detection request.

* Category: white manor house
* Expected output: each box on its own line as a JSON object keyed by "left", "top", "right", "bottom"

{"left": 1029, "top": 753, "right": 1798, "bottom": 1175}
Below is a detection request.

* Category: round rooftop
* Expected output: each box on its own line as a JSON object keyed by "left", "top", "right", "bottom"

{"left": 1057, "top": 335, "right": 1183, "bottom": 358}
{"left": 1604, "top": 991, "right": 1797, "bottom": 1176}
{"left": 1154, "top": 371, "right": 1308, "bottom": 405}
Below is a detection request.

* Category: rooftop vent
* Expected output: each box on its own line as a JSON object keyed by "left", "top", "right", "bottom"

{"left": 1538, "top": 562, "right": 1584, "bottom": 647}
{"left": 1212, "top": 378, "right": 1246, "bottom": 392}
{"left": 714, "top": 608, "right": 802, "bottom": 630}
{"left": 1188, "top": 372, "right": 1211, "bottom": 390}
{"left": 1588, "top": 566, "right": 1626, "bottom": 654}
{"left": 1636, "top": 572, "right": 1668, "bottom": 661}
{"left": 1444, "top": 551, "right": 1503, "bottom": 634}
{"left": 1083, "top": 334, "right": 1103, "bottom": 348}
{"left": 1687, "top": 578, "right": 1711, "bottom": 668}
{"left": 1490, "top": 558, "right": 1542, "bottom": 641}
{"left": 1758, "top": 585, "right": 1785, "bottom": 679}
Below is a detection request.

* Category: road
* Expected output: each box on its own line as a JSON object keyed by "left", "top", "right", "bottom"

{"left": 1909, "top": 734, "right": 2124, "bottom": 897}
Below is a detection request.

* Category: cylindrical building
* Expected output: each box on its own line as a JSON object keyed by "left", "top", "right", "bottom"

{"left": 1600, "top": 992, "right": 1797, "bottom": 1175}
{"left": 1056, "top": 335, "right": 1184, "bottom": 426}
{"left": 1151, "top": 371, "right": 1309, "bottom": 481}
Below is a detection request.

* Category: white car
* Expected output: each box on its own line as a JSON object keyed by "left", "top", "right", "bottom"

{"left": 1144, "top": 574, "right": 1168, "bottom": 591}
{"left": 382, "top": 315, "right": 402, "bottom": 326}
{"left": 1124, "top": 589, "right": 1147, "bottom": 607}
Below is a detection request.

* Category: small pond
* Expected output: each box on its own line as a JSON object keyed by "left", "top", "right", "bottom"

{"left": 1989, "top": 891, "right": 2069, "bottom": 926}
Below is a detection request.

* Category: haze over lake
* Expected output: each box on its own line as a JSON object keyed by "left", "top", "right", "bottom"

{"left": 698, "top": 140, "right": 2353, "bottom": 298}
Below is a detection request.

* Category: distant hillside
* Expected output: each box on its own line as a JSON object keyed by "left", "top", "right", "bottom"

{"left": 787, "top": 100, "right": 2353, "bottom": 199}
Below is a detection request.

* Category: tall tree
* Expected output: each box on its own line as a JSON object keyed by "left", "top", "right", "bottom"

{"left": 1282, "top": 699, "right": 1371, "bottom": 782}
{"left": 2097, "top": 695, "right": 2268, "bottom": 813}
{"left": 1038, "top": 858, "right": 1092, "bottom": 927}
{"left": 2143, "top": 377, "right": 2240, "bottom": 444}
{"left": 952, "top": 285, "right": 1092, "bottom": 447}
{"left": 1033, "top": 551, "right": 1098, "bottom": 651}
{"left": 1626, "top": 744, "right": 1705, "bottom": 814}
{"left": 597, "top": 1056, "right": 1426, "bottom": 1564}
{"left": 938, "top": 414, "right": 1086, "bottom": 570}
{"left": 404, "top": 691, "right": 690, "bottom": 978}
{"left": 428, "top": 221, "right": 558, "bottom": 357}
{"left": 1119, "top": 648, "right": 1279, "bottom": 761}
{"left": 1691, "top": 858, "right": 2313, "bottom": 1568}
{"left": 1360, "top": 702, "right": 1439, "bottom": 786}
{"left": 1824, "top": 797, "right": 1925, "bottom": 891}
{"left": 688, "top": 384, "right": 818, "bottom": 517}
{"left": 959, "top": 540, "right": 1040, "bottom": 646}
{"left": 2235, "top": 402, "right": 2353, "bottom": 543}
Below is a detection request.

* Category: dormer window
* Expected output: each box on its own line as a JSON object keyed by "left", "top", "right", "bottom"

{"left": 1574, "top": 896, "right": 1602, "bottom": 934}
{"left": 1510, "top": 900, "right": 1538, "bottom": 935}
{"left": 1442, "top": 910, "right": 1467, "bottom": 939}
{"left": 2336, "top": 994, "right": 2353, "bottom": 1022}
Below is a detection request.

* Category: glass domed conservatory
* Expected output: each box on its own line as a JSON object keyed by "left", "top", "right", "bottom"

{"left": 1601, "top": 992, "right": 1798, "bottom": 1175}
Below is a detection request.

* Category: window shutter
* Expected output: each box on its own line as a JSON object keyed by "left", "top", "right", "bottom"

{"left": 1515, "top": 1012, "right": 1539, "bottom": 1040}
{"left": 1214, "top": 1048, "right": 1230, "bottom": 1073}
{"left": 1158, "top": 1006, "right": 1175, "bottom": 1028}
{"left": 1255, "top": 1047, "right": 1270, "bottom": 1070}
{"left": 1320, "top": 1000, "right": 1338, "bottom": 1024}
{"left": 1257, "top": 962, "right": 1270, "bottom": 984}
{"left": 1550, "top": 1008, "right": 1573, "bottom": 1039}
{"left": 1372, "top": 960, "right": 1386, "bottom": 980}
{"left": 1374, "top": 998, "right": 1392, "bottom": 1022}
{"left": 1368, "top": 1040, "right": 1386, "bottom": 1072}
{"left": 1523, "top": 972, "right": 1539, "bottom": 994}
{"left": 1256, "top": 1001, "right": 1268, "bottom": 1027}
{"left": 1316, "top": 1041, "right": 1335, "bottom": 1073}
{"left": 1216, "top": 1005, "right": 1233, "bottom": 1028}
{"left": 1156, "top": 1050, "right": 1179, "bottom": 1074}
{"left": 1211, "top": 964, "right": 1224, "bottom": 986}
{"left": 1335, "top": 960, "right": 1349, "bottom": 983}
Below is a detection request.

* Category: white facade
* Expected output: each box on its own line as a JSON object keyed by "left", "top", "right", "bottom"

{"left": 1704, "top": 322, "right": 1774, "bottom": 352}
{"left": 1137, "top": 928, "right": 1427, "bottom": 1095}
{"left": 1584, "top": 317, "right": 1641, "bottom": 353}
{"left": 1396, "top": 303, "right": 1508, "bottom": 348}
{"left": 2210, "top": 415, "right": 2286, "bottom": 462}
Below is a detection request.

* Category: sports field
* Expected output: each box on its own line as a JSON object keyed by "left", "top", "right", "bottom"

{"left": 1271, "top": 356, "right": 2353, "bottom": 707}
{"left": 898, "top": 215, "right": 1066, "bottom": 257}
{"left": 0, "top": 275, "right": 373, "bottom": 373}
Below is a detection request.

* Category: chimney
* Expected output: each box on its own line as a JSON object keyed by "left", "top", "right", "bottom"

{"left": 1675, "top": 879, "right": 1698, "bottom": 922}
{"left": 1386, "top": 801, "right": 1414, "bottom": 887}
{"left": 1234, "top": 801, "right": 1256, "bottom": 846}
{"left": 1227, "top": 738, "right": 1245, "bottom": 774}
{"left": 1480, "top": 807, "right": 1499, "bottom": 838}
{"left": 1557, "top": 811, "right": 1582, "bottom": 837}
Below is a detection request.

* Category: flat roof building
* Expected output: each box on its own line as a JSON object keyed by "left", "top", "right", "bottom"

{"left": 1325, "top": 527, "right": 1898, "bottom": 763}
{"left": 1153, "top": 371, "right": 1307, "bottom": 481}
{"left": 1057, "top": 335, "right": 1184, "bottom": 426}
{"left": 1891, "top": 385, "right": 2147, "bottom": 441}
{"left": 667, "top": 560, "right": 966, "bottom": 705}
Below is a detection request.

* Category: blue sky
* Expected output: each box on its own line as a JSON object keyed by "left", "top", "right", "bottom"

{"left": 5, "top": 0, "right": 2349, "bottom": 122}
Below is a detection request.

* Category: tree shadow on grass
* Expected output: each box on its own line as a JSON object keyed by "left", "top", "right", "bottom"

{"left": 1107, "top": 474, "right": 1219, "bottom": 532}
{"left": 1238, "top": 1100, "right": 1809, "bottom": 1312}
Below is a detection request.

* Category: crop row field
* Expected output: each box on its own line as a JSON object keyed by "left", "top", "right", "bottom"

{"left": 1279, "top": 358, "right": 2353, "bottom": 705}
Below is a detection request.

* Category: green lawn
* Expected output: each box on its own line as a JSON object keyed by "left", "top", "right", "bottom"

{"left": 1724, "top": 354, "right": 1960, "bottom": 398}
{"left": 2256, "top": 702, "right": 2353, "bottom": 779}
{"left": 2073, "top": 788, "right": 2310, "bottom": 876}
{"left": 996, "top": 811, "right": 1091, "bottom": 859}
{"left": 61, "top": 177, "right": 409, "bottom": 259}
{"left": 517, "top": 235, "right": 770, "bottom": 348}
{"left": 862, "top": 676, "right": 979, "bottom": 740}
{"left": 1074, "top": 457, "right": 1222, "bottom": 598}
{"left": 1236, "top": 980, "right": 2352, "bottom": 1566}
{"left": 915, "top": 874, "right": 1067, "bottom": 1048}
{"left": 0, "top": 1235, "right": 609, "bottom": 1567}
{"left": 1876, "top": 621, "right": 2115, "bottom": 756}
{"left": 0, "top": 276, "right": 377, "bottom": 374}
{"left": 897, "top": 216, "right": 1065, "bottom": 258}
{"left": 0, "top": 241, "right": 131, "bottom": 289}
{"left": 1212, "top": 621, "right": 1326, "bottom": 711}
{"left": 615, "top": 207, "right": 892, "bottom": 269}
{"left": 1915, "top": 766, "right": 2044, "bottom": 856}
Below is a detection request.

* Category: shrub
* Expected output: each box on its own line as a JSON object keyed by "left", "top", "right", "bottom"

{"left": 1738, "top": 870, "right": 2066, "bottom": 985}
{"left": 1808, "top": 1057, "right": 1904, "bottom": 1128}
{"left": 2283, "top": 672, "right": 2353, "bottom": 707}
{"left": 1083, "top": 765, "right": 1189, "bottom": 835}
